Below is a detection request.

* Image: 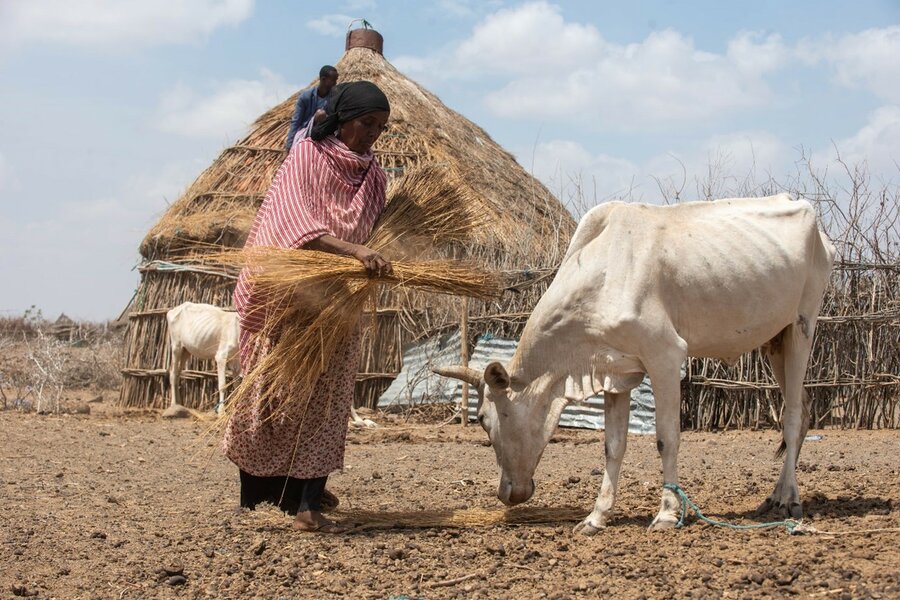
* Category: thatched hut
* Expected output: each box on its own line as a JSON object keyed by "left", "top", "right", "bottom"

{"left": 119, "top": 30, "right": 576, "bottom": 410}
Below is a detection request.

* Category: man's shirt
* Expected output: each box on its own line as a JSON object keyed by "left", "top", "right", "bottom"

{"left": 285, "top": 86, "right": 328, "bottom": 151}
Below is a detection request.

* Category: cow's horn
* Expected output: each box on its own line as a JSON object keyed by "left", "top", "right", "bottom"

{"left": 432, "top": 365, "right": 482, "bottom": 387}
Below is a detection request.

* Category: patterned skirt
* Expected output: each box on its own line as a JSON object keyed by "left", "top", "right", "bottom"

{"left": 223, "top": 329, "right": 361, "bottom": 479}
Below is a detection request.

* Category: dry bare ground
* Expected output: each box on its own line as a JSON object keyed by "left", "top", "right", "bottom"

{"left": 1, "top": 400, "right": 898, "bottom": 599}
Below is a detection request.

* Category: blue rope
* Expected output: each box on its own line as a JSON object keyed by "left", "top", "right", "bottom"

{"left": 663, "top": 483, "right": 801, "bottom": 534}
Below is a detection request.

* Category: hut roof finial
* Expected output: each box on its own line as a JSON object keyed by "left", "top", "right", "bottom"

{"left": 346, "top": 20, "right": 383, "bottom": 55}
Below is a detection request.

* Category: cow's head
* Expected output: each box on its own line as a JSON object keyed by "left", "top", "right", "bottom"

{"left": 434, "top": 362, "right": 567, "bottom": 506}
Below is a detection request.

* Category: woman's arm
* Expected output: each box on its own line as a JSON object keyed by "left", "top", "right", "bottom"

{"left": 304, "top": 235, "right": 393, "bottom": 277}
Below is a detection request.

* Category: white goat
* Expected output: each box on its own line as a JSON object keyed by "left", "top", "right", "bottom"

{"left": 167, "top": 302, "right": 240, "bottom": 414}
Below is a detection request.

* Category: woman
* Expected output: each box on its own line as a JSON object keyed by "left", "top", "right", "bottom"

{"left": 224, "top": 81, "right": 392, "bottom": 533}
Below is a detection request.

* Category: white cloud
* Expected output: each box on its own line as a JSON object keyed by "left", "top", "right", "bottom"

{"left": 307, "top": 14, "right": 357, "bottom": 37}
{"left": 397, "top": 2, "right": 786, "bottom": 130}
{"left": 0, "top": 0, "right": 254, "bottom": 49}
{"left": 521, "top": 140, "right": 640, "bottom": 211}
{"left": 483, "top": 27, "right": 780, "bottom": 128}
{"left": 727, "top": 31, "right": 789, "bottom": 75}
{"left": 456, "top": 2, "right": 605, "bottom": 74}
{"left": 156, "top": 69, "right": 297, "bottom": 140}
{"left": 799, "top": 26, "right": 900, "bottom": 102}
{"left": 525, "top": 131, "right": 795, "bottom": 209}
{"left": 812, "top": 105, "right": 900, "bottom": 178}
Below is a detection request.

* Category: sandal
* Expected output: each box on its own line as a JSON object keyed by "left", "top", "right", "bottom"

{"left": 292, "top": 516, "right": 350, "bottom": 534}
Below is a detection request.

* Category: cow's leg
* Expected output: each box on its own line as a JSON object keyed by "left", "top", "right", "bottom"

{"left": 349, "top": 406, "right": 377, "bottom": 428}
{"left": 574, "top": 391, "right": 631, "bottom": 535}
{"left": 216, "top": 355, "right": 240, "bottom": 416}
{"left": 215, "top": 351, "right": 228, "bottom": 414}
{"left": 758, "top": 319, "right": 814, "bottom": 519}
{"left": 646, "top": 350, "right": 687, "bottom": 530}
{"left": 170, "top": 345, "right": 186, "bottom": 407}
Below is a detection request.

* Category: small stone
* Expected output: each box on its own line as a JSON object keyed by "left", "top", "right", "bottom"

{"left": 750, "top": 573, "right": 765, "bottom": 585}
{"left": 161, "top": 562, "right": 184, "bottom": 577}
{"left": 387, "top": 548, "right": 405, "bottom": 560}
{"left": 55, "top": 472, "right": 64, "bottom": 478}
{"left": 776, "top": 574, "right": 796, "bottom": 586}
{"left": 371, "top": 471, "right": 382, "bottom": 479}
{"left": 251, "top": 539, "right": 266, "bottom": 556}
{"left": 204, "top": 547, "right": 215, "bottom": 559}
{"left": 568, "top": 476, "right": 581, "bottom": 484}
{"left": 90, "top": 531, "right": 107, "bottom": 540}
{"left": 10, "top": 584, "right": 37, "bottom": 597}
{"left": 590, "top": 468, "right": 602, "bottom": 476}
{"left": 166, "top": 575, "right": 187, "bottom": 586}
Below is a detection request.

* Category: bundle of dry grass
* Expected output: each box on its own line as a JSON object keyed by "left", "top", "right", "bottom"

{"left": 207, "top": 164, "right": 503, "bottom": 421}
{"left": 242, "top": 505, "right": 588, "bottom": 530}
{"left": 370, "top": 163, "right": 487, "bottom": 253}
{"left": 337, "top": 506, "right": 588, "bottom": 529}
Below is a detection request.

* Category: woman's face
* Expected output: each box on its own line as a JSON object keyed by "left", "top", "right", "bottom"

{"left": 338, "top": 110, "right": 390, "bottom": 154}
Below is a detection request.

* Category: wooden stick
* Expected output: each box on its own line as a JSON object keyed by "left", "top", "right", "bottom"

{"left": 427, "top": 573, "right": 480, "bottom": 588}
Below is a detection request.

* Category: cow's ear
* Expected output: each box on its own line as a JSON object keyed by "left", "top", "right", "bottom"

{"left": 484, "top": 362, "right": 510, "bottom": 391}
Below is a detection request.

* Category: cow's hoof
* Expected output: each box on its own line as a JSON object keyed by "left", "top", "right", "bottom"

{"left": 572, "top": 519, "right": 603, "bottom": 536}
{"left": 648, "top": 518, "right": 678, "bottom": 531}
{"left": 758, "top": 497, "right": 802, "bottom": 520}
{"left": 755, "top": 497, "right": 775, "bottom": 516}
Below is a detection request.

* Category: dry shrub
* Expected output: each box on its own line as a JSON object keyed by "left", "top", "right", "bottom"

{"left": 0, "top": 315, "right": 124, "bottom": 412}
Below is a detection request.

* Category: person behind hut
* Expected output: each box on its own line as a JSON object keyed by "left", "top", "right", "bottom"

{"left": 225, "top": 81, "right": 392, "bottom": 533}
{"left": 284, "top": 65, "right": 339, "bottom": 151}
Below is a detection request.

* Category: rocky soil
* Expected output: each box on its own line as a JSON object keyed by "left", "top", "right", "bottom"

{"left": 1, "top": 405, "right": 898, "bottom": 599}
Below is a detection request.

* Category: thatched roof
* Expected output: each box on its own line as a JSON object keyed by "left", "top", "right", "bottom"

{"left": 140, "top": 45, "right": 574, "bottom": 263}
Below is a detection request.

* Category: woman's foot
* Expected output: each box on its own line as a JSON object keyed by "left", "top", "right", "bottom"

{"left": 292, "top": 510, "right": 348, "bottom": 533}
{"left": 320, "top": 489, "right": 340, "bottom": 512}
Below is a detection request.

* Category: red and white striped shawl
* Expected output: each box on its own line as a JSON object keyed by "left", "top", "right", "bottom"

{"left": 233, "top": 135, "right": 386, "bottom": 352}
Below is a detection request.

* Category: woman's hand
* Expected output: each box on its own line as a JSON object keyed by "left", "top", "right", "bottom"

{"left": 352, "top": 245, "right": 393, "bottom": 278}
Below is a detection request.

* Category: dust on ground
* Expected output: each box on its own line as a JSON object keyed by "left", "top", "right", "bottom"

{"left": 1, "top": 403, "right": 898, "bottom": 599}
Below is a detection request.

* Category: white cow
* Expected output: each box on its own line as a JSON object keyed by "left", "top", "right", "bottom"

{"left": 166, "top": 302, "right": 378, "bottom": 426}
{"left": 167, "top": 302, "right": 240, "bottom": 414}
{"left": 436, "top": 194, "right": 834, "bottom": 534}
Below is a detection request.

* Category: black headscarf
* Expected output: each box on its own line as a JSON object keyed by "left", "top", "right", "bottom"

{"left": 310, "top": 80, "right": 390, "bottom": 141}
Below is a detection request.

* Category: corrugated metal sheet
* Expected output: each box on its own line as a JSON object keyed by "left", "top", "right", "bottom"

{"left": 379, "top": 334, "right": 658, "bottom": 434}
{"left": 377, "top": 332, "right": 462, "bottom": 407}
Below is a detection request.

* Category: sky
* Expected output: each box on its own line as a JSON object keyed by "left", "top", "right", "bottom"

{"left": 0, "top": 0, "right": 898, "bottom": 321}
